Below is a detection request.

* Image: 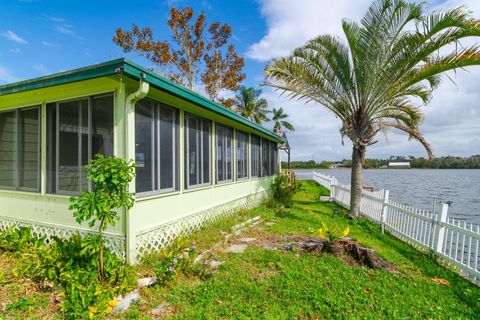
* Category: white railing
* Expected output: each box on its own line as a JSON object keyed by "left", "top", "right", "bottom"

{"left": 312, "top": 171, "right": 480, "bottom": 284}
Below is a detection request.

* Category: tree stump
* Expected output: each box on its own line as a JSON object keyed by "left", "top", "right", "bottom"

{"left": 264, "top": 235, "right": 398, "bottom": 273}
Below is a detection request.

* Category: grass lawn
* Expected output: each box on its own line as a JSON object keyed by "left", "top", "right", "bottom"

{"left": 1, "top": 181, "right": 479, "bottom": 319}
{"left": 122, "top": 181, "right": 480, "bottom": 319}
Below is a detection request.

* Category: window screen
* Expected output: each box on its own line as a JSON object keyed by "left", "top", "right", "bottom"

{"left": 251, "top": 134, "right": 261, "bottom": 177}
{"left": 261, "top": 138, "right": 269, "bottom": 177}
{"left": 135, "top": 99, "right": 178, "bottom": 195}
{"left": 47, "top": 95, "right": 113, "bottom": 195}
{"left": 216, "top": 124, "right": 233, "bottom": 183}
{"left": 270, "top": 141, "right": 278, "bottom": 175}
{"left": 0, "top": 107, "right": 40, "bottom": 191}
{"left": 236, "top": 131, "right": 248, "bottom": 179}
{"left": 185, "top": 113, "right": 211, "bottom": 188}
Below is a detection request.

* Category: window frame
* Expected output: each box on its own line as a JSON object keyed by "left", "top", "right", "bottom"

{"left": 0, "top": 106, "right": 41, "bottom": 193}
{"left": 185, "top": 112, "right": 212, "bottom": 189}
{"left": 215, "top": 123, "right": 234, "bottom": 184}
{"left": 47, "top": 94, "right": 114, "bottom": 196}
{"left": 135, "top": 99, "right": 179, "bottom": 198}
{"left": 236, "top": 130, "right": 249, "bottom": 180}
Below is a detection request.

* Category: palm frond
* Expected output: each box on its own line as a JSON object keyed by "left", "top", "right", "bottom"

{"left": 384, "top": 122, "right": 433, "bottom": 158}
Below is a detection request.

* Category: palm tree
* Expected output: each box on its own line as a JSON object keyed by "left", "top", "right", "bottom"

{"left": 271, "top": 107, "right": 295, "bottom": 134}
{"left": 265, "top": 0, "right": 480, "bottom": 217}
{"left": 234, "top": 86, "right": 270, "bottom": 124}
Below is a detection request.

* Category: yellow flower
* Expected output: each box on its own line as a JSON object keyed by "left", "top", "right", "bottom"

{"left": 342, "top": 226, "right": 350, "bottom": 238}
{"left": 88, "top": 306, "right": 97, "bottom": 313}
{"left": 89, "top": 312, "right": 94, "bottom": 320}
{"left": 108, "top": 299, "right": 119, "bottom": 307}
{"left": 318, "top": 228, "right": 326, "bottom": 238}
{"left": 105, "top": 306, "right": 113, "bottom": 313}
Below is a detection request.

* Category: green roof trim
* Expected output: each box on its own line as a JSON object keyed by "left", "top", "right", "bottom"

{"left": 0, "top": 58, "right": 285, "bottom": 143}
{"left": 0, "top": 59, "right": 125, "bottom": 95}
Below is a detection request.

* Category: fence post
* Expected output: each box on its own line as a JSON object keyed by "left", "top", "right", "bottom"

{"left": 330, "top": 177, "right": 335, "bottom": 200}
{"left": 381, "top": 189, "right": 389, "bottom": 234}
{"left": 434, "top": 203, "right": 449, "bottom": 254}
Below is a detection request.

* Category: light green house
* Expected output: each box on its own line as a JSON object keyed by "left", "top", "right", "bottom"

{"left": 0, "top": 59, "right": 285, "bottom": 263}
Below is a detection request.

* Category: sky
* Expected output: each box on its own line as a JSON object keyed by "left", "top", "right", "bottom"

{"left": 1, "top": 0, "right": 479, "bottom": 161}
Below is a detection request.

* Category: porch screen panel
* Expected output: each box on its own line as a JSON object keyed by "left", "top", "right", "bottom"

{"left": 47, "top": 95, "right": 114, "bottom": 195}
{"left": 236, "top": 131, "right": 248, "bottom": 179}
{"left": 135, "top": 101, "right": 154, "bottom": 193}
{"left": 92, "top": 95, "right": 114, "bottom": 157}
{"left": 0, "top": 107, "right": 40, "bottom": 191}
{"left": 251, "top": 134, "right": 261, "bottom": 177}
{"left": 261, "top": 138, "right": 269, "bottom": 177}
{"left": 201, "top": 119, "right": 211, "bottom": 184}
{"left": 57, "top": 100, "right": 83, "bottom": 193}
{"left": 270, "top": 141, "right": 277, "bottom": 176}
{"left": 216, "top": 124, "right": 233, "bottom": 183}
{"left": 18, "top": 108, "right": 40, "bottom": 189}
{"left": 135, "top": 100, "right": 179, "bottom": 196}
{"left": 159, "top": 106, "right": 175, "bottom": 190}
{"left": 185, "top": 113, "right": 211, "bottom": 188}
{"left": 0, "top": 111, "right": 17, "bottom": 188}
{"left": 187, "top": 114, "right": 199, "bottom": 186}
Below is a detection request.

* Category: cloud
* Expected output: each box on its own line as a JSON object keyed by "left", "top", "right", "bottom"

{"left": 251, "top": 0, "right": 480, "bottom": 161}
{"left": 0, "top": 65, "right": 19, "bottom": 83}
{"left": 9, "top": 48, "right": 21, "bottom": 53}
{"left": 46, "top": 15, "right": 83, "bottom": 39}
{"left": 2, "top": 30, "right": 28, "bottom": 44}
{"left": 46, "top": 15, "right": 66, "bottom": 23}
{"left": 41, "top": 40, "right": 59, "bottom": 47}
{"left": 55, "top": 25, "right": 75, "bottom": 35}
{"left": 33, "top": 64, "right": 48, "bottom": 75}
{"left": 247, "top": 0, "right": 370, "bottom": 61}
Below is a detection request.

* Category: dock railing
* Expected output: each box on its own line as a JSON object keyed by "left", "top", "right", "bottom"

{"left": 312, "top": 171, "right": 480, "bottom": 284}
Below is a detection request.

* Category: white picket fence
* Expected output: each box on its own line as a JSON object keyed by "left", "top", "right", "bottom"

{"left": 312, "top": 171, "right": 480, "bottom": 284}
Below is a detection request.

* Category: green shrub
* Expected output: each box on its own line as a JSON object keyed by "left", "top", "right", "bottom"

{"left": 69, "top": 155, "right": 135, "bottom": 280}
{"left": 147, "top": 240, "right": 198, "bottom": 285}
{"left": 0, "top": 155, "right": 138, "bottom": 319}
{"left": 0, "top": 227, "right": 44, "bottom": 253}
{"left": 1, "top": 228, "right": 136, "bottom": 320}
{"left": 271, "top": 174, "right": 296, "bottom": 207}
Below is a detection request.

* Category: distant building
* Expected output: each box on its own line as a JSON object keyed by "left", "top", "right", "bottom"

{"left": 388, "top": 162, "right": 411, "bottom": 168}
{"left": 329, "top": 163, "right": 348, "bottom": 169}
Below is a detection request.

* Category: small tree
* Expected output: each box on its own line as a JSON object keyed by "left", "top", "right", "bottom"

{"left": 69, "top": 155, "right": 135, "bottom": 280}
{"left": 113, "top": 7, "right": 245, "bottom": 106}
{"left": 234, "top": 86, "right": 271, "bottom": 124}
{"left": 271, "top": 107, "right": 295, "bottom": 134}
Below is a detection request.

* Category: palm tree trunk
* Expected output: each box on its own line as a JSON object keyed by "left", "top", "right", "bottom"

{"left": 350, "top": 144, "right": 365, "bottom": 217}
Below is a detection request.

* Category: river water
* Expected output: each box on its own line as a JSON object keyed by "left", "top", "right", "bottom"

{"left": 295, "top": 169, "right": 480, "bottom": 225}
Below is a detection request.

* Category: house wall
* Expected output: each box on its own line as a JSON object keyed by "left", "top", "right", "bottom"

{"left": 0, "top": 76, "right": 281, "bottom": 262}
{"left": 123, "top": 81, "right": 279, "bottom": 262}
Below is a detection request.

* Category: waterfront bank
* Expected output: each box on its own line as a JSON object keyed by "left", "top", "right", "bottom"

{"left": 296, "top": 169, "right": 480, "bottom": 224}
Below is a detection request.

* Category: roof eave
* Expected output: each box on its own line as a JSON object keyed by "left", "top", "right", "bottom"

{"left": 122, "top": 60, "right": 286, "bottom": 143}
{"left": 0, "top": 59, "right": 125, "bottom": 96}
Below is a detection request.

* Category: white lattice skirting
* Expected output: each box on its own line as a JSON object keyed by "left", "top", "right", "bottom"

{"left": 0, "top": 191, "right": 267, "bottom": 260}
{"left": 0, "top": 217, "right": 126, "bottom": 258}
{"left": 135, "top": 191, "right": 267, "bottom": 258}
